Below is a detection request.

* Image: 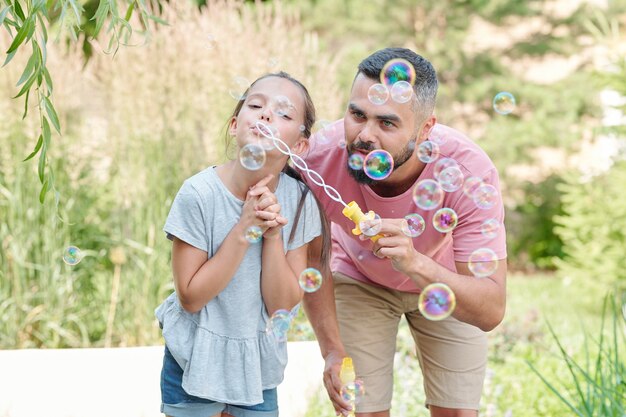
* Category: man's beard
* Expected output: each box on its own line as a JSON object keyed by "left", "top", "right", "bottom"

{"left": 346, "top": 139, "right": 416, "bottom": 184}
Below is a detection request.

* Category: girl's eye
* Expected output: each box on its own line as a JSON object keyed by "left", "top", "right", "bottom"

{"left": 248, "top": 104, "right": 262, "bottom": 109}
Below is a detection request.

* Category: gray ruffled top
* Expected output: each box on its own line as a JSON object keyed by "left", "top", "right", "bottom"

{"left": 155, "top": 167, "right": 321, "bottom": 405}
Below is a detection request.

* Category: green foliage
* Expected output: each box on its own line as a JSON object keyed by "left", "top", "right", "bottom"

{"left": 528, "top": 295, "right": 626, "bottom": 416}
{"left": 305, "top": 274, "right": 611, "bottom": 417}
{"left": 0, "top": 0, "right": 165, "bottom": 204}
{"left": 554, "top": 162, "right": 626, "bottom": 291}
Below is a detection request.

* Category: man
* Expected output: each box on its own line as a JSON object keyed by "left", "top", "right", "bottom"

{"left": 302, "top": 47, "right": 507, "bottom": 417}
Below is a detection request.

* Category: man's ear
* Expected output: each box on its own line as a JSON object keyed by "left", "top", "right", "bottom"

{"left": 419, "top": 115, "right": 437, "bottom": 141}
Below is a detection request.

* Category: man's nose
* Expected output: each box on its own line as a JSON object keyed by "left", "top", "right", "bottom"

{"left": 357, "top": 122, "right": 377, "bottom": 145}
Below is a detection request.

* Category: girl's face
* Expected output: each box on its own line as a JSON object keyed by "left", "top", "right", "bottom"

{"left": 230, "top": 76, "right": 308, "bottom": 154}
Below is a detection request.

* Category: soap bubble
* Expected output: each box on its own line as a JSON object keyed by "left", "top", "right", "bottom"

{"left": 468, "top": 248, "right": 499, "bottom": 277}
{"left": 432, "top": 208, "right": 458, "bottom": 233}
{"left": 438, "top": 166, "right": 464, "bottom": 193}
{"left": 298, "top": 268, "right": 323, "bottom": 293}
{"left": 359, "top": 212, "right": 382, "bottom": 237}
{"left": 493, "top": 92, "right": 516, "bottom": 115}
{"left": 239, "top": 143, "right": 266, "bottom": 171}
{"left": 412, "top": 179, "right": 444, "bottom": 211}
{"left": 364, "top": 150, "right": 394, "bottom": 180}
{"left": 229, "top": 76, "right": 249, "bottom": 100}
{"left": 390, "top": 80, "right": 413, "bottom": 103}
{"left": 417, "top": 141, "right": 440, "bottom": 164}
{"left": 402, "top": 213, "right": 426, "bottom": 238}
{"left": 418, "top": 283, "right": 456, "bottom": 321}
{"left": 381, "top": 58, "right": 416, "bottom": 86}
{"left": 368, "top": 83, "right": 389, "bottom": 105}
{"left": 244, "top": 226, "right": 263, "bottom": 243}
{"left": 63, "top": 246, "right": 83, "bottom": 266}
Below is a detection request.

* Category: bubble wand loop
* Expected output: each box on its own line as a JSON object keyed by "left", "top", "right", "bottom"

{"left": 256, "top": 121, "right": 382, "bottom": 242}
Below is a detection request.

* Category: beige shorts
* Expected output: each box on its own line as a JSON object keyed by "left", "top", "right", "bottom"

{"left": 333, "top": 272, "right": 487, "bottom": 412}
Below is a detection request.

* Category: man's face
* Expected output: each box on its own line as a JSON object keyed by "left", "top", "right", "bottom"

{"left": 344, "top": 73, "right": 427, "bottom": 184}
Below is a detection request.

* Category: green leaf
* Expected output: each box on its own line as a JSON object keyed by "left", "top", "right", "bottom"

{"left": 21, "top": 87, "right": 29, "bottom": 118}
{"left": 43, "top": 66, "right": 53, "bottom": 94}
{"left": 0, "top": 6, "right": 11, "bottom": 26}
{"left": 37, "top": 13, "right": 48, "bottom": 42}
{"left": 2, "top": 49, "right": 16, "bottom": 66}
{"left": 124, "top": 1, "right": 135, "bottom": 22}
{"left": 16, "top": 49, "right": 37, "bottom": 86}
{"left": 13, "top": 70, "right": 35, "bottom": 98}
{"left": 91, "top": 0, "right": 110, "bottom": 37}
{"left": 42, "top": 116, "right": 51, "bottom": 148}
{"left": 146, "top": 14, "right": 168, "bottom": 26}
{"left": 39, "top": 179, "right": 49, "bottom": 203}
{"left": 23, "top": 134, "right": 43, "bottom": 161}
{"left": 38, "top": 144, "right": 46, "bottom": 183}
{"left": 6, "top": 17, "right": 33, "bottom": 54}
{"left": 43, "top": 96, "right": 60, "bottom": 133}
{"left": 12, "top": 0, "right": 26, "bottom": 22}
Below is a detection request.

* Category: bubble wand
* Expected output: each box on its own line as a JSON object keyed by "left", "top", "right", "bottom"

{"left": 256, "top": 121, "right": 382, "bottom": 242}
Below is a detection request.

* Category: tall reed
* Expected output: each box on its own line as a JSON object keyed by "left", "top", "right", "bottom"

{"left": 0, "top": 0, "right": 343, "bottom": 348}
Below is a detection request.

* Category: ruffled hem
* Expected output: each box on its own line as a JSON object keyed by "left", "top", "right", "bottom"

{"left": 155, "top": 295, "right": 287, "bottom": 406}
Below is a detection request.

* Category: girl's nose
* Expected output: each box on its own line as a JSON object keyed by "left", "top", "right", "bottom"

{"left": 260, "top": 107, "right": 272, "bottom": 121}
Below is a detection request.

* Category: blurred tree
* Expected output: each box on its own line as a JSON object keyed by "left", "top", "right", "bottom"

{"left": 0, "top": 0, "right": 165, "bottom": 204}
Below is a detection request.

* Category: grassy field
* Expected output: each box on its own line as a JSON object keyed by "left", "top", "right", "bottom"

{"left": 303, "top": 273, "right": 625, "bottom": 417}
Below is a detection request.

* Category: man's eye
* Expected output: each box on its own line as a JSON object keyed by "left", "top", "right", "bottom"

{"left": 382, "top": 120, "right": 394, "bottom": 127}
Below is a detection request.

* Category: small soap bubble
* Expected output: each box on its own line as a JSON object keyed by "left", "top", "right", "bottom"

{"left": 338, "top": 139, "right": 347, "bottom": 149}
{"left": 63, "top": 245, "right": 83, "bottom": 266}
{"left": 433, "top": 208, "right": 458, "bottom": 233}
{"left": 229, "top": 76, "right": 249, "bottom": 100}
{"left": 368, "top": 83, "right": 389, "bottom": 105}
{"left": 402, "top": 213, "right": 426, "bottom": 238}
{"left": 267, "top": 309, "right": 291, "bottom": 342}
{"left": 493, "top": 92, "right": 516, "bottom": 115}
{"left": 359, "top": 212, "right": 382, "bottom": 237}
{"left": 390, "top": 80, "right": 413, "bottom": 104}
{"left": 480, "top": 219, "right": 500, "bottom": 240}
{"left": 473, "top": 183, "right": 498, "bottom": 210}
{"left": 364, "top": 150, "right": 394, "bottom": 180}
{"left": 463, "top": 176, "right": 484, "bottom": 199}
{"left": 381, "top": 58, "right": 416, "bottom": 86}
{"left": 348, "top": 153, "right": 364, "bottom": 171}
{"left": 298, "top": 268, "right": 323, "bottom": 293}
{"left": 438, "top": 166, "right": 464, "bottom": 192}
{"left": 239, "top": 143, "right": 266, "bottom": 171}
{"left": 271, "top": 95, "right": 295, "bottom": 118}
{"left": 433, "top": 158, "right": 459, "bottom": 181}
{"left": 341, "top": 380, "right": 366, "bottom": 406}
{"left": 418, "top": 282, "right": 456, "bottom": 321}
{"left": 417, "top": 141, "right": 440, "bottom": 163}
{"left": 244, "top": 225, "right": 263, "bottom": 243}
{"left": 412, "top": 179, "right": 444, "bottom": 211}
{"left": 468, "top": 248, "right": 499, "bottom": 277}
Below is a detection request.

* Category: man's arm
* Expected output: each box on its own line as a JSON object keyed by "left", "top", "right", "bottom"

{"left": 371, "top": 219, "right": 507, "bottom": 331}
{"left": 303, "top": 235, "right": 353, "bottom": 416}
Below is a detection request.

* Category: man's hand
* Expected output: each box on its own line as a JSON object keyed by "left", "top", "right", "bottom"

{"left": 323, "top": 350, "right": 353, "bottom": 416}
{"left": 364, "top": 218, "right": 419, "bottom": 274}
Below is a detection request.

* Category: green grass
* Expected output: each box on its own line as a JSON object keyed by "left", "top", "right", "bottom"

{"left": 304, "top": 273, "right": 625, "bottom": 416}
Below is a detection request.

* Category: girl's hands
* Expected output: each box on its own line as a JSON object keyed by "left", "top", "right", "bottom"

{"left": 245, "top": 174, "right": 288, "bottom": 240}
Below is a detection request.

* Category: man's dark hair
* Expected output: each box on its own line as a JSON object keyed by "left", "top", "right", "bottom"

{"left": 357, "top": 47, "right": 438, "bottom": 122}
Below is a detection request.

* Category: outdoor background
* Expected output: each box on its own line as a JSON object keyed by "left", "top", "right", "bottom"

{"left": 1, "top": 0, "right": 625, "bottom": 416}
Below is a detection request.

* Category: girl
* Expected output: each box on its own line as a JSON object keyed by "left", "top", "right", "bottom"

{"left": 156, "top": 72, "right": 329, "bottom": 417}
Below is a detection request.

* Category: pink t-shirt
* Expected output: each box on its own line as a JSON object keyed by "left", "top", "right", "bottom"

{"left": 302, "top": 119, "right": 507, "bottom": 293}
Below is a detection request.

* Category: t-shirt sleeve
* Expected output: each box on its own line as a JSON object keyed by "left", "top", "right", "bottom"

{"left": 286, "top": 189, "right": 322, "bottom": 251}
{"left": 451, "top": 168, "right": 507, "bottom": 262}
{"left": 163, "top": 180, "right": 208, "bottom": 252}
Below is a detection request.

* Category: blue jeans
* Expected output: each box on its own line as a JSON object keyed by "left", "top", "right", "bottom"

{"left": 160, "top": 346, "right": 279, "bottom": 417}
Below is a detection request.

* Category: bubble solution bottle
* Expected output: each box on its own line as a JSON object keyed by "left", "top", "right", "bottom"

{"left": 340, "top": 357, "right": 357, "bottom": 417}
